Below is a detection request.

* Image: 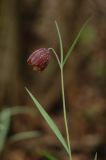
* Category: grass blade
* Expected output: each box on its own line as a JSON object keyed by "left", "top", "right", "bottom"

{"left": 94, "top": 152, "right": 97, "bottom": 160}
{"left": 9, "top": 131, "right": 41, "bottom": 142}
{"left": 40, "top": 150, "right": 58, "bottom": 160}
{"left": 55, "top": 21, "right": 64, "bottom": 64}
{"left": 63, "top": 17, "right": 93, "bottom": 66}
{"left": 0, "top": 106, "right": 36, "bottom": 152}
{"left": 0, "top": 109, "right": 10, "bottom": 152}
{"left": 25, "top": 87, "right": 69, "bottom": 155}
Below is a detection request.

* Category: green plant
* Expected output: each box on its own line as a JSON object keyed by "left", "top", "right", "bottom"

{"left": 26, "top": 17, "right": 94, "bottom": 160}
{"left": 38, "top": 150, "right": 58, "bottom": 160}
{"left": 94, "top": 153, "right": 97, "bottom": 160}
{"left": 0, "top": 107, "right": 40, "bottom": 153}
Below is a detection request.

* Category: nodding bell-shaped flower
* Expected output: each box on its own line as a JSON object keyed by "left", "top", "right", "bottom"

{"left": 27, "top": 48, "right": 50, "bottom": 71}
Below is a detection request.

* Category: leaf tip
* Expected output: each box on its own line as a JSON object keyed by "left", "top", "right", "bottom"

{"left": 25, "top": 87, "right": 30, "bottom": 95}
{"left": 94, "top": 152, "right": 97, "bottom": 160}
{"left": 25, "top": 86, "right": 28, "bottom": 91}
{"left": 54, "top": 20, "right": 57, "bottom": 24}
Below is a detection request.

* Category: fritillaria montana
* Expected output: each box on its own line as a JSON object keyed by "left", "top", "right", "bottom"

{"left": 27, "top": 48, "right": 50, "bottom": 71}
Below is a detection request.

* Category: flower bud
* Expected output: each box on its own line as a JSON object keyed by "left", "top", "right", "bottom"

{"left": 27, "top": 48, "right": 50, "bottom": 71}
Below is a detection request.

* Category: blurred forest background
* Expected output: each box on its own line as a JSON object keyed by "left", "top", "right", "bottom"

{"left": 0, "top": 0, "right": 106, "bottom": 160}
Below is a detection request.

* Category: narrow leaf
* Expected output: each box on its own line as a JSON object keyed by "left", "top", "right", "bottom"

{"left": 94, "top": 152, "right": 97, "bottom": 160}
{"left": 55, "top": 21, "right": 64, "bottom": 64}
{"left": 63, "top": 17, "right": 93, "bottom": 66}
{"left": 9, "top": 131, "right": 41, "bottom": 142}
{"left": 0, "top": 110, "right": 10, "bottom": 152}
{"left": 40, "top": 150, "right": 57, "bottom": 160}
{"left": 0, "top": 107, "right": 35, "bottom": 152}
{"left": 26, "top": 88, "right": 69, "bottom": 155}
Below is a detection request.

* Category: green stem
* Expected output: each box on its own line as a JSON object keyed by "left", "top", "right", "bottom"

{"left": 49, "top": 47, "right": 72, "bottom": 159}
{"left": 48, "top": 48, "right": 61, "bottom": 68}
{"left": 61, "top": 67, "right": 72, "bottom": 160}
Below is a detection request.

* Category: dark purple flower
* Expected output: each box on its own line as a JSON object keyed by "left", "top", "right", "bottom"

{"left": 27, "top": 48, "right": 50, "bottom": 71}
